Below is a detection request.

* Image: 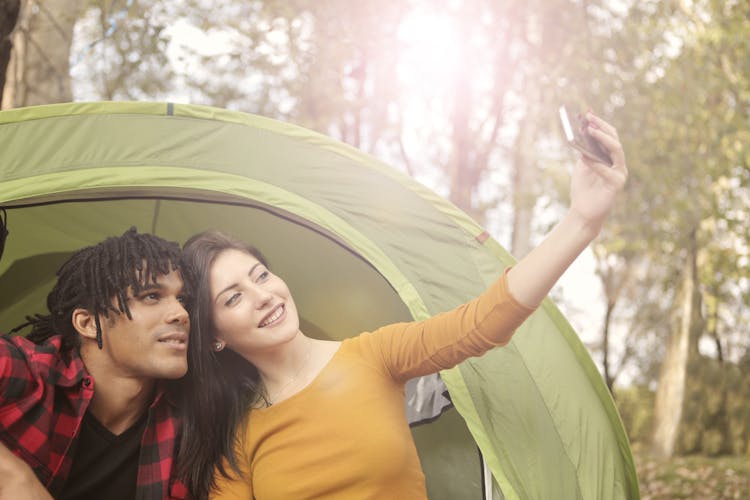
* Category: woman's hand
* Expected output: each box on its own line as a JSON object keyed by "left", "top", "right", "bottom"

{"left": 568, "top": 112, "right": 628, "bottom": 232}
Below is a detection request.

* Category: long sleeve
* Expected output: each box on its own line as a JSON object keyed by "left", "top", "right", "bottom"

{"left": 360, "top": 268, "right": 535, "bottom": 383}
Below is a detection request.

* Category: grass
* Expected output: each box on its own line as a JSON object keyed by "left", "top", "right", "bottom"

{"left": 634, "top": 445, "right": 750, "bottom": 499}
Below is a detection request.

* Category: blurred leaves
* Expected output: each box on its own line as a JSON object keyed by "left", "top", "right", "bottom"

{"left": 72, "top": 0, "right": 175, "bottom": 100}
{"left": 635, "top": 446, "right": 750, "bottom": 499}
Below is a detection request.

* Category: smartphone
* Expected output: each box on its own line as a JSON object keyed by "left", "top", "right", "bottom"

{"left": 558, "top": 106, "right": 613, "bottom": 166}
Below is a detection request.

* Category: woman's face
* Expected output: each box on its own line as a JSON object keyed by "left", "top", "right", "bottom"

{"left": 209, "top": 248, "right": 300, "bottom": 357}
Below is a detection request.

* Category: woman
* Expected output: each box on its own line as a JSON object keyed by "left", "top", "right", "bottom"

{"left": 177, "top": 113, "right": 628, "bottom": 499}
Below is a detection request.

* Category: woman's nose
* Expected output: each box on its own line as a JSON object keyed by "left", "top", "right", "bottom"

{"left": 250, "top": 285, "right": 273, "bottom": 309}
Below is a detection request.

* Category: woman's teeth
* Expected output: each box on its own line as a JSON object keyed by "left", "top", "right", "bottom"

{"left": 260, "top": 305, "right": 284, "bottom": 327}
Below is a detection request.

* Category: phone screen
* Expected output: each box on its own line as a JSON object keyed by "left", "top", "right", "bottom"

{"left": 559, "top": 106, "right": 613, "bottom": 166}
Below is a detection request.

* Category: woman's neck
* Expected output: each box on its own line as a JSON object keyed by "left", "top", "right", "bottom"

{"left": 257, "top": 333, "right": 313, "bottom": 403}
{"left": 252, "top": 334, "right": 340, "bottom": 406}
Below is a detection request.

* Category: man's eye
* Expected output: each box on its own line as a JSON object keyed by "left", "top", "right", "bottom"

{"left": 142, "top": 292, "right": 160, "bottom": 302}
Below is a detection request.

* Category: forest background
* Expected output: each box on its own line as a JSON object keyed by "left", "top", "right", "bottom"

{"left": 2, "top": 0, "right": 749, "bottom": 497}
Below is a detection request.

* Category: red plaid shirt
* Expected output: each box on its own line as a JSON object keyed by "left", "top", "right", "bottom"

{"left": 0, "top": 334, "right": 189, "bottom": 499}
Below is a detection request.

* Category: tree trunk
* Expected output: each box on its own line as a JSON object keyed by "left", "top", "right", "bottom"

{"left": 0, "top": 0, "right": 21, "bottom": 108}
{"left": 509, "top": 100, "right": 540, "bottom": 258}
{"left": 651, "top": 231, "right": 698, "bottom": 459}
{"left": 4, "top": 0, "right": 82, "bottom": 108}
{"left": 446, "top": 7, "right": 483, "bottom": 224}
{"left": 602, "top": 302, "right": 615, "bottom": 391}
{"left": 593, "top": 250, "right": 633, "bottom": 393}
{"left": 446, "top": 68, "right": 483, "bottom": 224}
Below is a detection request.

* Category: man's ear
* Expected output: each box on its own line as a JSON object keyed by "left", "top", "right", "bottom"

{"left": 72, "top": 308, "right": 98, "bottom": 341}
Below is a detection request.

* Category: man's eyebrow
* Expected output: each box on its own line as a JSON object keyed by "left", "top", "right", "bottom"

{"left": 214, "top": 263, "right": 262, "bottom": 303}
{"left": 137, "top": 282, "right": 165, "bottom": 293}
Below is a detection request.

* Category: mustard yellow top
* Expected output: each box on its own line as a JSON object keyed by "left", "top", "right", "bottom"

{"left": 211, "top": 272, "right": 534, "bottom": 499}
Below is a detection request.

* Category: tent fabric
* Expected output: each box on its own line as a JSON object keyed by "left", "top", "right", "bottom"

{"left": 405, "top": 373, "right": 453, "bottom": 425}
{"left": 0, "top": 101, "right": 639, "bottom": 499}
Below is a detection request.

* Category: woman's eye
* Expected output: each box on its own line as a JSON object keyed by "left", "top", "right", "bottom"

{"left": 257, "top": 270, "right": 270, "bottom": 281}
{"left": 225, "top": 293, "right": 241, "bottom": 306}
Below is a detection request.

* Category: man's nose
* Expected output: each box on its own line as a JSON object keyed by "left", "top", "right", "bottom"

{"left": 166, "top": 297, "right": 189, "bottom": 324}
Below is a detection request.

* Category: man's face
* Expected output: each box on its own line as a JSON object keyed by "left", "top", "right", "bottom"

{"left": 97, "top": 269, "right": 190, "bottom": 381}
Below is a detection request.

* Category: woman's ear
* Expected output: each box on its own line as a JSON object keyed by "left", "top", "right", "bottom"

{"left": 213, "top": 339, "right": 226, "bottom": 352}
{"left": 72, "top": 308, "right": 98, "bottom": 341}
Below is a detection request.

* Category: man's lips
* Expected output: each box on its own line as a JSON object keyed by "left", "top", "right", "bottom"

{"left": 158, "top": 331, "right": 188, "bottom": 347}
{"left": 258, "top": 304, "right": 285, "bottom": 328}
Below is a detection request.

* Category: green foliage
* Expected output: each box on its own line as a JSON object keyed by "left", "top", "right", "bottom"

{"left": 677, "top": 355, "right": 750, "bottom": 456}
{"left": 615, "top": 384, "right": 656, "bottom": 444}
{"left": 679, "top": 357, "right": 732, "bottom": 455}
{"left": 72, "top": 0, "right": 175, "bottom": 99}
{"left": 587, "top": 0, "right": 750, "bottom": 395}
{"left": 617, "top": 353, "right": 750, "bottom": 458}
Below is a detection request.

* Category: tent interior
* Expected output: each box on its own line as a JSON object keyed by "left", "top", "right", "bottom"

{"left": 0, "top": 197, "right": 488, "bottom": 498}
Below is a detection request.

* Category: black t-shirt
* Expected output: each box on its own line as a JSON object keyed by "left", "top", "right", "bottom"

{"left": 58, "top": 411, "right": 147, "bottom": 500}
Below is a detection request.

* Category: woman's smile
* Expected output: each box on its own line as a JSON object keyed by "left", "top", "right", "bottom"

{"left": 259, "top": 304, "right": 286, "bottom": 328}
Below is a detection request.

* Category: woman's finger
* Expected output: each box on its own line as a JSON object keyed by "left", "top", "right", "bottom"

{"left": 588, "top": 126, "right": 626, "bottom": 169}
{"left": 586, "top": 112, "right": 619, "bottom": 140}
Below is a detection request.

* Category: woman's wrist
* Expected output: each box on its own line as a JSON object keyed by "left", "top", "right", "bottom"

{"left": 563, "top": 208, "right": 604, "bottom": 244}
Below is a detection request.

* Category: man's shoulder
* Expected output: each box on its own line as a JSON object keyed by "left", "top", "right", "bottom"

{"left": 1, "top": 334, "right": 83, "bottom": 385}
{"left": 1, "top": 333, "right": 67, "bottom": 359}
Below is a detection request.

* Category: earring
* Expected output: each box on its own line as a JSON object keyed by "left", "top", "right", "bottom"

{"left": 214, "top": 341, "right": 225, "bottom": 352}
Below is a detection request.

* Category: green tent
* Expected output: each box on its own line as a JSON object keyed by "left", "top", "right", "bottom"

{"left": 0, "top": 102, "right": 639, "bottom": 499}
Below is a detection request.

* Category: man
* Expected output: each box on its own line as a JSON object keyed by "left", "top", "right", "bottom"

{"left": 0, "top": 228, "right": 191, "bottom": 499}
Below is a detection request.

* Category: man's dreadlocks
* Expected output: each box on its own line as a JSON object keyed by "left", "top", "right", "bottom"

{"left": 13, "top": 227, "right": 187, "bottom": 351}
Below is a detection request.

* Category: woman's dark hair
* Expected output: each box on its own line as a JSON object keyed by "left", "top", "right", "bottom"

{"left": 176, "top": 230, "right": 269, "bottom": 500}
{"left": 13, "top": 227, "right": 184, "bottom": 351}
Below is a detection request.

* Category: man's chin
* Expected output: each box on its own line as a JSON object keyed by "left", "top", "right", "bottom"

{"left": 159, "top": 364, "right": 188, "bottom": 380}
